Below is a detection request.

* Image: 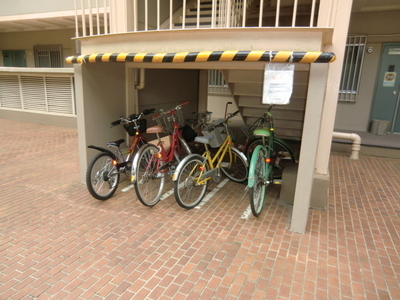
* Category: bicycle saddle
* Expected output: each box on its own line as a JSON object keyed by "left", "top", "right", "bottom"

{"left": 107, "top": 139, "right": 125, "bottom": 147}
{"left": 147, "top": 125, "right": 163, "bottom": 134}
{"left": 253, "top": 127, "right": 271, "bottom": 137}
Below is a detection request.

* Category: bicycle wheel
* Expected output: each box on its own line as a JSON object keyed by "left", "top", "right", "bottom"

{"left": 174, "top": 155, "right": 209, "bottom": 209}
{"left": 246, "top": 138, "right": 295, "bottom": 179}
{"left": 86, "top": 152, "right": 120, "bottom": 200}
{"left": 221, "top": 147, "right": 248, "bottom": 183}
{"left": 134, "top": 144, "right": 165, "bottom": 207}
{"left": 249, "top": 146, "right": 267, "bottom": 217}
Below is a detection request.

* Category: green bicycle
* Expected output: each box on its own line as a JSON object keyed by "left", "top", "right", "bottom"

{"left": 247, "top": 105, "right": 296, "bottom": 217}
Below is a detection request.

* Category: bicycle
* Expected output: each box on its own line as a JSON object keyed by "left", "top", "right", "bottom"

{"left": 172, "top": 110, "right": 249, "bottom": 209}
{"left": 247, "top": 105, "right": 296, "bottom": 217}
{"left": 237, "top": 109, "right": 297, "bottom": 180}
{"left": 131, "top": 102, "right": 193, "bottom": 207}
{"left": 86, "top": 108, "right": 155, "bottom": 200}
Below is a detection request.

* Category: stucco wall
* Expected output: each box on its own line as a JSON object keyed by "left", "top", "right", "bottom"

{"left": 75, "top": 63, "right": 126, "bottom": 183}
{"left": 334, "top": 10, "right": 400, "bottom": 131}
{"left": 137, "top": 69, "right": 200, "bottom": 124}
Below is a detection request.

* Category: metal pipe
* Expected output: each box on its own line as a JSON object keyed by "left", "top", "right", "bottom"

{"left": 135, "top": 69, "right": 145, "bottom": 90}
{"left": 332, "top": 132, "right": 361, "bottom": 160}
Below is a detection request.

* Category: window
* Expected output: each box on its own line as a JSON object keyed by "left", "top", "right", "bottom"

{"left": 208, "top": 70, "right": 230, "bottom": 95}
{"left": 338, "top": 36, "right": 367, "bottom": 101}
{"left": 33, "top": 45, "right": 63, "bottom": 68}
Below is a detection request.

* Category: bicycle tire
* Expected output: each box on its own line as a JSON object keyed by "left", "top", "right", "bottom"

{"left": 221, "top": 147, "right": 248, "bottom": 183}
{"left": 249, "top": 146, "right": 267, "bottom": 217}
{"left": 246, "top": 138, "right": 295, "bottom": 179}
{"left": 134, "top": 144, "right": 165, "bottom": 207}
{"left": 86, "top": 152, "right": 120, "bottom": 200}
{"left": 174, "top": 155, "right": 209, "bottom": 209}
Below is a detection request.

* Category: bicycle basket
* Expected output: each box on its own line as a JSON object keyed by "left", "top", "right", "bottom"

{"left": 202, "top": 124, "right": 226, "bottom": 148}
{"left": 153, "top": 108, "right": 185, "bottom": 135}
{"left": 124, "top": 119, "right": 147, "bottom": 136}
{"left": 241, "top": 116, "right": 266, "bottom": 139}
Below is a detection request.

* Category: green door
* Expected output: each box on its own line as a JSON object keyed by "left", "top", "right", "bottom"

{"left": 370, "top": 43, "right": 400, "bottom": 133}
{"left": 2, "top": 50, "right": 26, "bottom": 67}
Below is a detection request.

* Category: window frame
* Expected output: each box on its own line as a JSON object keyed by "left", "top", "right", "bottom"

{"left": 33, "top": 45, "right": 63, "bottom": 68}
{"left": 338, "top": 36, "right": 367, "bottom": 102}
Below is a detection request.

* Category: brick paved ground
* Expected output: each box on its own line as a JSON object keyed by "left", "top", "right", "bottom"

{"left": 0, "top": 119, "right": 399, "bottom": 300}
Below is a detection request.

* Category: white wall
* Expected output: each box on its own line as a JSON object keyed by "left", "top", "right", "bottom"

{"left": 0, "top": 0, "right": 75, "bottom": 16}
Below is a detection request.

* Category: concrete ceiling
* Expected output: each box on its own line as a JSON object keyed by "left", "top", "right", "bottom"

{"left": 352, "top": 0, "right": 400, "bottom": 12}
{"left": 0, "top": 10, "right": 76, "bottom": 33}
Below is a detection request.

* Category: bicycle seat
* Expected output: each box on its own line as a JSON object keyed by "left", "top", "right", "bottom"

{"left": 253, "top": 127, "right": 271, "bottom": 137}
{"left": 107, "top": 139, "right": 125, "bottom": 147}
{"left": 147, "top": 125, "right": 163, "bottom": 134}
{"left": 195, "top": 134, "right": 215, "bottom": 144}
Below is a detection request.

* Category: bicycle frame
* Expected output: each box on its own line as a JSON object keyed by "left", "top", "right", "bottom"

{"left": 247, "top": 110, "right": 276, "bottom": 188}
{"left": 173, "top": 123, "right": 237, "bottom": 185}
{"left": 88, "top": 116, "right": 148, "bottom": 168}
{"left": 153, "top": 121, "right": 183, "bottom": 173}
{"left": 131, "top": 106, "right": 191, "bottom": 182}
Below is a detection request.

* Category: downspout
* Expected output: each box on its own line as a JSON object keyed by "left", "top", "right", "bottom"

{"left": 332, "top": 132, "right": 361, "bottom": 160}
{"left": 135, "top": 68, "right": 145, "bottom": 90}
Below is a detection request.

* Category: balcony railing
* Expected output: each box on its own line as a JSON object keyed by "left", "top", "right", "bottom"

{"left": 74, "top": 0, "right": 328, "bottom": 38}
{"left": 0, "top": 68, "right": 76, "bottom": 117}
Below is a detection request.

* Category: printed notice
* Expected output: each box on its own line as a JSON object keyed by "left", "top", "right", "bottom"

{"left": 263, "top": 63, "right": 294, "bottom": 105}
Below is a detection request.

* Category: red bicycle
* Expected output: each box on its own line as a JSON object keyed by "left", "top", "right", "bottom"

{"left": 131, "top": 102, "right": 193, "bottom": 207}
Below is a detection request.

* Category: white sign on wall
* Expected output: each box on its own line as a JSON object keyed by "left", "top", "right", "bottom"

{"left": 262, "top": 63, "right": 294, "bottom": 105}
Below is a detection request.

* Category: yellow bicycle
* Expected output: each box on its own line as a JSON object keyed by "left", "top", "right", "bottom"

{"left": 172, "top": 111, "right": 248, "bottom": 209}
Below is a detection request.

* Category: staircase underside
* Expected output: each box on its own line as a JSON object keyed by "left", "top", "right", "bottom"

{"left": 223, "top": 67, "right": 310, "bottom": 141}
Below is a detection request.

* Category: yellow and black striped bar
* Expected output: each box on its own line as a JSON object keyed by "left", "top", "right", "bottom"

{"left": 65, "top": 50, "right": 336, "bottom": 64}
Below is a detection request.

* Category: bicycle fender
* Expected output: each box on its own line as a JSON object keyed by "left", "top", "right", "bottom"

{"left": 247, "top": 145, "right": 264, "bottom": 188}
{"left": 172, "top": 154, "right": 206, "bottom": 182}
{"left": 231, "top": 147, "right": 249, "bottom": 167}
{"left": 274, "top": 137, "right": 297, "bottom": 161}
{"left": 87, "top": 145, "right": 117, "bottom": 159}
{"left": 130, "top": 143, "right": 158, "bottom": 183}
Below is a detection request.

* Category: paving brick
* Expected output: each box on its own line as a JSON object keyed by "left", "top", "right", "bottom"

{"left": 1, "top": 120, "right": 400, "bottom": 299}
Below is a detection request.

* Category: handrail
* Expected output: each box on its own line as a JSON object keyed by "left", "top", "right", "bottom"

{"left": 73, "top": 0, "right": 330, "bottom": 38}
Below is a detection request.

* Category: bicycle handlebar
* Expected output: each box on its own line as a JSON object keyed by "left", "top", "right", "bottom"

{"left": 110, "top": 108, "right": 155, "bottom": 127}
{"left": 153, "top": 101, "right": 190, "bottom": 119}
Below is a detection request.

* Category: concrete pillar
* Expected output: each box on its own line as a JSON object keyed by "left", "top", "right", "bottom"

{"left": 315, "top": 0, "right": 354, "bottom": 175}
{"left": 290, "top": 63, "right": 329, "bottom": 234}
{"left": 74, "top": 63, "right": 127, "bottom": 183}
{"left": 110, "top": 0, "right": 134, "bottom": 34}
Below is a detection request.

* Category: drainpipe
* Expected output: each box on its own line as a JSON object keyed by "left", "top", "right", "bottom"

{"left": 332, "top": 132, "right": 361, "bottom": 160}
{"left": 135, "top": 69, "right": 145, "bottom": 89}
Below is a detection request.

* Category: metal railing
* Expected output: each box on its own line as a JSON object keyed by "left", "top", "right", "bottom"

{"left": 74, "top": 0, "right": 325, "bottom": 38}
{"left": 208, "top": 70, "right": 231, "bottom": 95}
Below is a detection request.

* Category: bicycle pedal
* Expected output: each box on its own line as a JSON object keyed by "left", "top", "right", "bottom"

{"left": 273, "top": 179, "right": 282, "bottom": 185}
{"left": 155, "top": 173, "right": 164, "bottom": 178}
{"left": 219, "top": 162, "right": 230, "bottom": 168}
